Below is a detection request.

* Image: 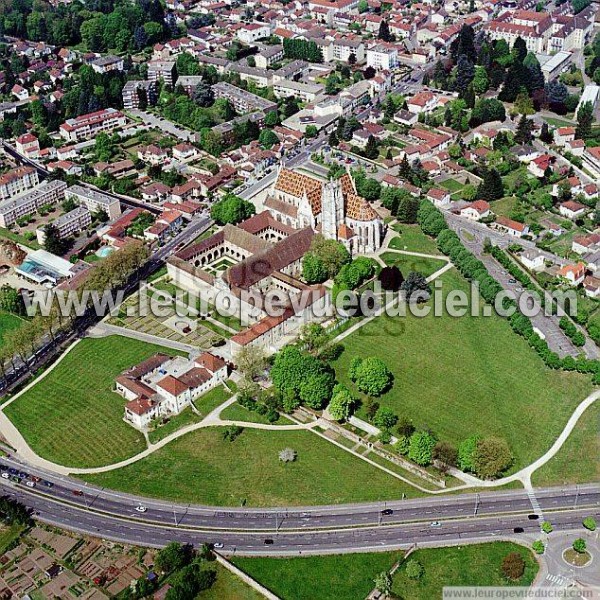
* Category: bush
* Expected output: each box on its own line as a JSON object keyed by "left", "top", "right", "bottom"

{"left": 532, "top": 540, "right": 545, "bottom": 555}
{"left": 542, "top": 521, "right": 553, "bottom": 534}
{"left": 582, "top": 517, "right": 596, "bottom": 531}
{"left": 501, "top": 552, "right": 525, "bottom": 580}
{"left": 405, "top": 559, "right": 424, "bottom": 580}
{"left": 573, "top": 538, "right": 587, "bottom": 553}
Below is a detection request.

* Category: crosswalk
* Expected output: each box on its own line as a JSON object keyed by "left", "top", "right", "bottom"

{"left": 546, "top": 573, "right": 571, "bottom": 587}
{"left": 526, "top": 488, "right": 545, "bottom": 523}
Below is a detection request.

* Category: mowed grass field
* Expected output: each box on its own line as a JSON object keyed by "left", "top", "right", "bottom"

{"left": 0, "top": 311, "right": 24, "bottom": 347}
{"left": 532, "top": 400, "right": 600, "bottom": 487}
{"left": 4, "top": 336, "right": 186, "bottom": 468}
{"left": 389, "top": 224, "right": 441, "bottom": 255}
{"left": 81, "top": 426, "right": 423, "bottom": 505}
{"left": 380, "top": 252, "right": 447, "bottom": 278}
{"left": 391, "top": 542, "right": 538, "bottom": 598}
{"left": 334, "top": 269, "right": 593, "bottom": 473}
{"left": 232, "top": 552, "right": 398, "bottom": 600}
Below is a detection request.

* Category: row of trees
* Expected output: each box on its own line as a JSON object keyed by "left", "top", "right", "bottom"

{"left": 0, "top": 241, "right": 149, "bottom": 380}
{"left": 421, "top": 200, "right": 600, "bottom": 383}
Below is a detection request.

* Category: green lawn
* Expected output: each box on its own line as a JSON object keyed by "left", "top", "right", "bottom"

{"left": 544, "top": 116, "right": 575, "bottom": 128}
{"left": 0, "top": 524, "right": 24, "bottom": 555}
{"left": 148, "top": 406, "right": 203, "bottom": 445}
{"left": 0, "top": 311, "right": 24, "bottom": 347}
{"left": 232, "top": 552, "right": 398, "bottom": 600}
{"left": 439, "top": 178, "right": 464, "bottom": 192}
{"left": 193, "top": 384, "right": 232, "bottom": 416}
{"left": 391, "top": 542, "right": 538, "bottom": 598}
{"left": 380, "top": 252, "right": 446, "bottom": 278}
{"left": 0, "top": 228, "right": 40, "bottom": 249}
{"left": 81, "top": 426, "right": 423, "bottom": 505}
{"left": 201, "top": 563, "right": 263, "bottom": 600}
{"left": 334, "top": 269, "right": 593, "bottom": 474}
{"left": 389, "top": 225, "right": 441, "bottom": 255}
{"left": 220, "top": 401, "right": 292, "bottom": 425}
{"left": 491, "top": 196, "right": 518, "bottom": 219}
{"left": 3, "top": 336, "right": 186, "bottom": 468}
{"left": 532, "top": 400, "right": 600, "bottom": 487}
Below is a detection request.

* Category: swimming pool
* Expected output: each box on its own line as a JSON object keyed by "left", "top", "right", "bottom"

{"left": 96, "top": 246, "right": 115, "bottom": 258}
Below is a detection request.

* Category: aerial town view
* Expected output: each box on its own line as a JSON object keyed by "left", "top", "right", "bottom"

{"left": 0, "top": 0, "right": 599, "bottom": 596}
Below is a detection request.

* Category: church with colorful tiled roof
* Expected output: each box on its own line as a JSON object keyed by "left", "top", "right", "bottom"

{"left": 264, "top": 167, "right": 385, "bottom": 254}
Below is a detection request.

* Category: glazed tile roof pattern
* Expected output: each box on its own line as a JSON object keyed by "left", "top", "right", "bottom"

{"left": 274, "top": 168, "right": 323, "bottom": 215}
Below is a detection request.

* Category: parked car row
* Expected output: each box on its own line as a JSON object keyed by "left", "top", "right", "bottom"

{"left": 0, "top": 466, "right": 53, "bottom": 489}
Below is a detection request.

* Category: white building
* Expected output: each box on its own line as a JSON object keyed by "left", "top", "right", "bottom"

{"left": 59, "top": 108, "right": 127, "bottom": 142}
{"left": 64, "top": 184, "right": 122, "bottom": 220}
{"left": 460, "top": 200, "right": 490, "bottom": 221}
{"left": 117, "top": 352, "right": 228, "bottom": 430}
{"left": 237, "top": 23, "right": 271, "bottom": 44}
{"left": 0, "top": 180, "right": 66, "bottom": 228}
{"left": 366, "top": 44, "right": 398, "bottom": 71}
{"left": 0, "top": 166, "right": 39, "bottom": 201}
{"left": 36, "top": 206, "right": 91, "bottom": 245}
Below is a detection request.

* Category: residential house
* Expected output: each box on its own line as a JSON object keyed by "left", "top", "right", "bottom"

{"left": 557, "top": 262, "right": 585, "bottom": 286}
{"left": 460, "top": 200, "right": 490, "bottom": 221}
{"left": 559, "top": 200, "right": 587, "bottom": 220}
{"left": 427, "top": 187, "right": 451, "bottom": 208}
{"left": 494, "top": 216, "right": 529, "bottom": 238}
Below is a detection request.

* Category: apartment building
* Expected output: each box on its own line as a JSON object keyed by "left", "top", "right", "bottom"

{"left": 64, "top": 184, "right": 122, "bottom": 220}
{"left": 0, "top": 180, "right": 66, "bottom": 228}
{"left": 36, "top": 206, "right": 91, "bottom": 245}
{"left": 0, "top": 166, "right": 39, "bottom": 201}
{"left": 59, "top": 108, "right": 127, "bottom": 142}
{"left": 121, "top": 80, "right": 158, "bottom": 110}
{"left": 91, "top": 55, "right": 124, "bottom": 74}
{"left": 237, "top": 23, "right": 271, "bottom": 44}
{"left": 212, "top": 82, "right": 277, "bottom": 114}
{"left": 15, "top": 133, "right": 40, "bottom": 159}
{"left": 272, "top": 79, "right": 323, "bottom": 102}
{"left": 366, "top": 44, "right": 398, "bottom": 71}
{"left": 148, "top": 60, "right": 177, "bottom": 88}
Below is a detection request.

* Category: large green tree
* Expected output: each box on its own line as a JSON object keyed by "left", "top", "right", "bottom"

{"left": 210, "top": 194, "right": 255, "bottom": 225}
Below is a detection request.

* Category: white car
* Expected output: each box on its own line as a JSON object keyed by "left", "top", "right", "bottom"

{"left": 135, "top": 505, "right": 147, "bottom": 513}
{"left": 1, "top": 472, "right": 9, "bottom": 479}
{"left": 213, "top": 542, "right": 224, "bottom": 549}
{"left": 25, "top": 481, "right": 36, "bottom": 488}
{"left": 429, "top": 521, "right": 442, "bottom": 528}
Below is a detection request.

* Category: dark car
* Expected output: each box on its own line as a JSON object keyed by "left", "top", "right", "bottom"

{"left": 528, "top": 514, "right": 539, "bottom": 520}
{"left": 43, "top": 481, "right": 54, "bottom": 488}
{"left": 381, "top": 509, "right": 394, "bottom": 516}
{"left": 73, "top": 490, "right": 84, "bottom": 496}
{"left": 513, "top": 527, "right": 524, "bottom": 533}
{"left": 264, "top": 539, "right": 274, "bottom": 545}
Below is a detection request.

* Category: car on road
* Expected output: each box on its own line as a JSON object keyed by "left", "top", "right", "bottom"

{"left": 1, "top": 472, "right": 9, "bottom": 479}
{"left": 25, "top": 481, "right": 35, "bottom": 488}
{"left": 429, "top": 521, "right": 442, "bottom": 527}
{"left": 381, "top": 509, "right": 394, "bottom": 516}
{"left": 135, "top": 505, "right": 147, "bottom": 513}
{"left": 513, "top": 527, "right": 524, "bottom": 533}
{"left": 528, "top": 514, "right": 539, "bottom": 520}
{"left": 8, "top": 468, "right": 17, "bottom": 475}
{"left": 213, "top": 542, "right": 224, "bottom": 549}
{"left": 264, "top": 539, "right": 274, "bottom": 545}
{"left": 73, "top": 490, "right": 84, "bottom": 496}
{"left": 18, "top": 472, "right": 28, "bottom": 479}
{"left": 42, "top": 481, "right": 53, "bottom": 488}
{"left": 508, "top": 279, "right": 517, "bottom": 284}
